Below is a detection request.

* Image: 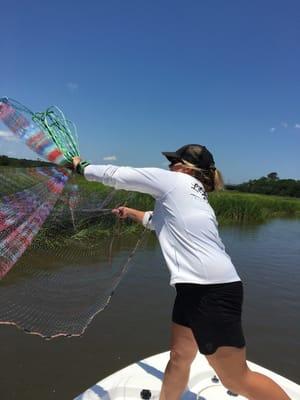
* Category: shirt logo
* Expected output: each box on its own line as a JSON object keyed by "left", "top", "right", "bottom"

{"left": 191, "top": 182, "right": 208, "bottom": 201}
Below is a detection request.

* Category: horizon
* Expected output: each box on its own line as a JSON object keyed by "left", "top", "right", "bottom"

{"left": 0, "top": 152, "right": 297, "bottom": 186}
{"left": 1, "top": 1, "right": 300, "bottom": 184}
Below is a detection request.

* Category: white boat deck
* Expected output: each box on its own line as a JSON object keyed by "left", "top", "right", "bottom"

{"left": 75, "top": 351, "right": 300, "bottom": 400}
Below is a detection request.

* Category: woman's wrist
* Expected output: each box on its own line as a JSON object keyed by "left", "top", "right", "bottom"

{"left": 75, "top": 160, "right": 90, "bottom": 175}
{"left": 127, "top": 209, "right": 145, "bottom": 223}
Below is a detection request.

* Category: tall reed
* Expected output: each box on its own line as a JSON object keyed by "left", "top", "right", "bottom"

{"left": 209, "top": 191, "right": 300, "bottom": 224}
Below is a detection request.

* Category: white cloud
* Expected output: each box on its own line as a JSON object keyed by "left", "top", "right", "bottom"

{"left": 0, "top": 131, "right": 37, "bottom": 159}
{"left": 269, "top": 127, "right": 276, "bottom": 133}
{"left": 295, "top": 124, "right": 300, "bottom": 129}
{"left": 0, "top": 130, "right": 18, "bottom": 142}
{"left": 281, "top": 121, "right": 288, "bottom": 128}
{"left": 103, "top": 155, "right": 117, "bottom": 161}
{"left": 66, "top": 82, "right": 79, "bottom": 91}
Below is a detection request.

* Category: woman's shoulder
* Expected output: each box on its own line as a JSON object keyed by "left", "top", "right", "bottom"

{"left": 176, "top": 171, "right": 205, "bottom": 187}
{"left": 129, "top": 166, "right": 179, "bottom": 180}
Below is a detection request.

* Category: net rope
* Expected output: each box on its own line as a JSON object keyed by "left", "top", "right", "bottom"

{"left": 0, "top": 97, "right": 80, "bottom": 165}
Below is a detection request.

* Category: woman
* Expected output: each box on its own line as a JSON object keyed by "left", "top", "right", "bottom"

{"left": 72, "top": 144, "right": 290, "bottom": 400}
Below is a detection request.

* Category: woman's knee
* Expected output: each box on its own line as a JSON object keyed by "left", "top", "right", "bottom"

{"left": 169, "top": 323, "right": 198, "bottom": 366}
{"left": 169, "top": 347, "right": 197, "bottom": 366}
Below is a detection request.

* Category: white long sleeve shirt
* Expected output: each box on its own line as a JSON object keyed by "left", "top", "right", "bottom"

{"left": 84, "top": 165, "right": 241, "bottom": 286}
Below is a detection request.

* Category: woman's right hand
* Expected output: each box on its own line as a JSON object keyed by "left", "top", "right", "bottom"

{"left": 112, "top": 206, "right": 130, "bottom": 219}
{"left": 112, "top": 207, "right": 146, "bottom": 224}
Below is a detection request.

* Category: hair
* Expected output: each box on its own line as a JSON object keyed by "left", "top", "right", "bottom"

{"left": 190, "top": 167, "right": 224, "bottom": 192}
{"left": 176, "top": 159, "right": 225, "bottom": 192}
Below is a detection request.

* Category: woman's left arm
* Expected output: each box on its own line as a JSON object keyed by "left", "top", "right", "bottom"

{"left": 73, "top": 158, "right": 176, "bottom": 199}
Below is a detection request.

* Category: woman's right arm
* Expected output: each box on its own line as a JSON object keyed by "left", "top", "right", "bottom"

{"left": 112, "top": 207, "right": 145, "bottom": 223}
{"left": 112, "top": 207, "right": 154, "bottom": 230}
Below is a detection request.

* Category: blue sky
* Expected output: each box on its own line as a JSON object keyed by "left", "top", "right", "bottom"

{"left": 0, "top": 0, "right": 300, "bottom": 183}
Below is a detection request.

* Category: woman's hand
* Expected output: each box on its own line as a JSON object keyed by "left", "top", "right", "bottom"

{"left": 72, "top": 156, "right": 81, "bottom": 169}
{"left": 112, "top": 207, "right": 146, "bottom": 224}
{"left": 112, "top": 206, "right": 130, "bottom": 219}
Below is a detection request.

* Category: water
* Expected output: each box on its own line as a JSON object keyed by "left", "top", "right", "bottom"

{"left": 0, "top": 218, "right": 299, "bottom": 399}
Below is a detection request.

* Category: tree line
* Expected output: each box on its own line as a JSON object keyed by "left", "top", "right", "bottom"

{"left": 1, "top": 155, "right": 299, "bottom": 198}
{"left": 0, "top": 155, "right": 54, "bottom": 168}
{"left": 226, "top": 172, "right": 300, "bottom": 198}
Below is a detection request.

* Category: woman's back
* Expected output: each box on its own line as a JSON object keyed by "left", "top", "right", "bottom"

{"left": 149, "top": 171, "right": 241, "bottom": 286}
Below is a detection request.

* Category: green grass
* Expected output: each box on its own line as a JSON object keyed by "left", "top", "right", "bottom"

{"left": 3, "top": 170, "right": 300, "bottom": 250}
{"left": 209, "top": 190, "right": 300, "bottom": 224}
{"left": 43, "top": 180, "right": 300, "bottom": 240}
{"left": 77, "top": 180, "right": 300, "bottom": 225}
{"left": 69, "top": 181, "right": 300, "bottom": 230}
{"left": 35, "top": 189, "right": 300, "bottom": 248}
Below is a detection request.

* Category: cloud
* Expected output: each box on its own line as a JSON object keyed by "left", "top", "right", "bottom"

{"left": 295, "top": 124, "right": 300, "bottom": 129}
{"left": 281, "top": 121, "right": 288, "bottom": 128}
{"left": 66, "top": 82, "right": 79, "bottom": 91}
{"left": 269, "top": 127, "right": 276, "bottom": 133}
{"left": 0, "top": 130, "right": 18, "bottom": 142}
{"left": 103, "top": 155, "right": 117, "bottom": 161}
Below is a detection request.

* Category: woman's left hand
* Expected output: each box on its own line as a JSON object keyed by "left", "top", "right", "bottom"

{"left": 72, "top": 156, "right": 81, "bottom": 170}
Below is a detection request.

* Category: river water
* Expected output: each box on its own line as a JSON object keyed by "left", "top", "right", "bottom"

{"left": 0, "top": 218, "right": 299, "bottom": 399}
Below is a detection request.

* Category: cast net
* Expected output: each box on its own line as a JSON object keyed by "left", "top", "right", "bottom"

{"left": 0, "top": 98, "right": 153, "bottom": 338}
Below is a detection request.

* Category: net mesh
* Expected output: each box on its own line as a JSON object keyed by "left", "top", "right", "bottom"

{"left": 0, "top": 98, "right": 154, "bottom": 339}
{"left": 0, "top": 166, "right": 151, "bottom": 338}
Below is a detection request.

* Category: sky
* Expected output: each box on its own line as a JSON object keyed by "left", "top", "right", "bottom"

{"left": 0, "top": 0, "right": 300, "bottom": 184}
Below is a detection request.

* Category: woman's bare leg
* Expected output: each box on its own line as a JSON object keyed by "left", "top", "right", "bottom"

{"left": 159, "top": 323, "right": 198, "bottom": 400}
{"left": 206, "top": 346, "right": 291, "bottom": 400}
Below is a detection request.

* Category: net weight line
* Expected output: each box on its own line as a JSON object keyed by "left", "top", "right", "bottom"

{"left": 79, "top": 227, "right": 149, "bottom": 338}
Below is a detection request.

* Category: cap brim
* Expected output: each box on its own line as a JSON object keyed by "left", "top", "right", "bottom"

{"left": 162, "top": 151, "right": 180, "bottom": 162}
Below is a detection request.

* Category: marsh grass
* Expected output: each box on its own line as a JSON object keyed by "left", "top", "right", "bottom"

{"left": 209, "top": 190, "right": 300, "bottom": 224}
{"left": 5, "top": 171, "right": 300, "bottom": 249}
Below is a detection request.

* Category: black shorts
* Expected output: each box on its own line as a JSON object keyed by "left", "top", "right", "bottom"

{"left": 172, "top": 281, "right": 246, "bottom": 355}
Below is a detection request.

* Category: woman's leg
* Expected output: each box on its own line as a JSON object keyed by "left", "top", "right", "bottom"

{"left": 159, "top": 322, "right": 198, "bottom": 400}
{"left": 206, "top": 346, "right": 291, "bottom": 400}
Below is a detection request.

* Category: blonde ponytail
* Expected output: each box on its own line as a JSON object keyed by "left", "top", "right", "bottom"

{"left": 191, "top": 167, "right": 224, "bottom": 192}
{"left": 213, "top": 168, "right": 224, "bottom": 191}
